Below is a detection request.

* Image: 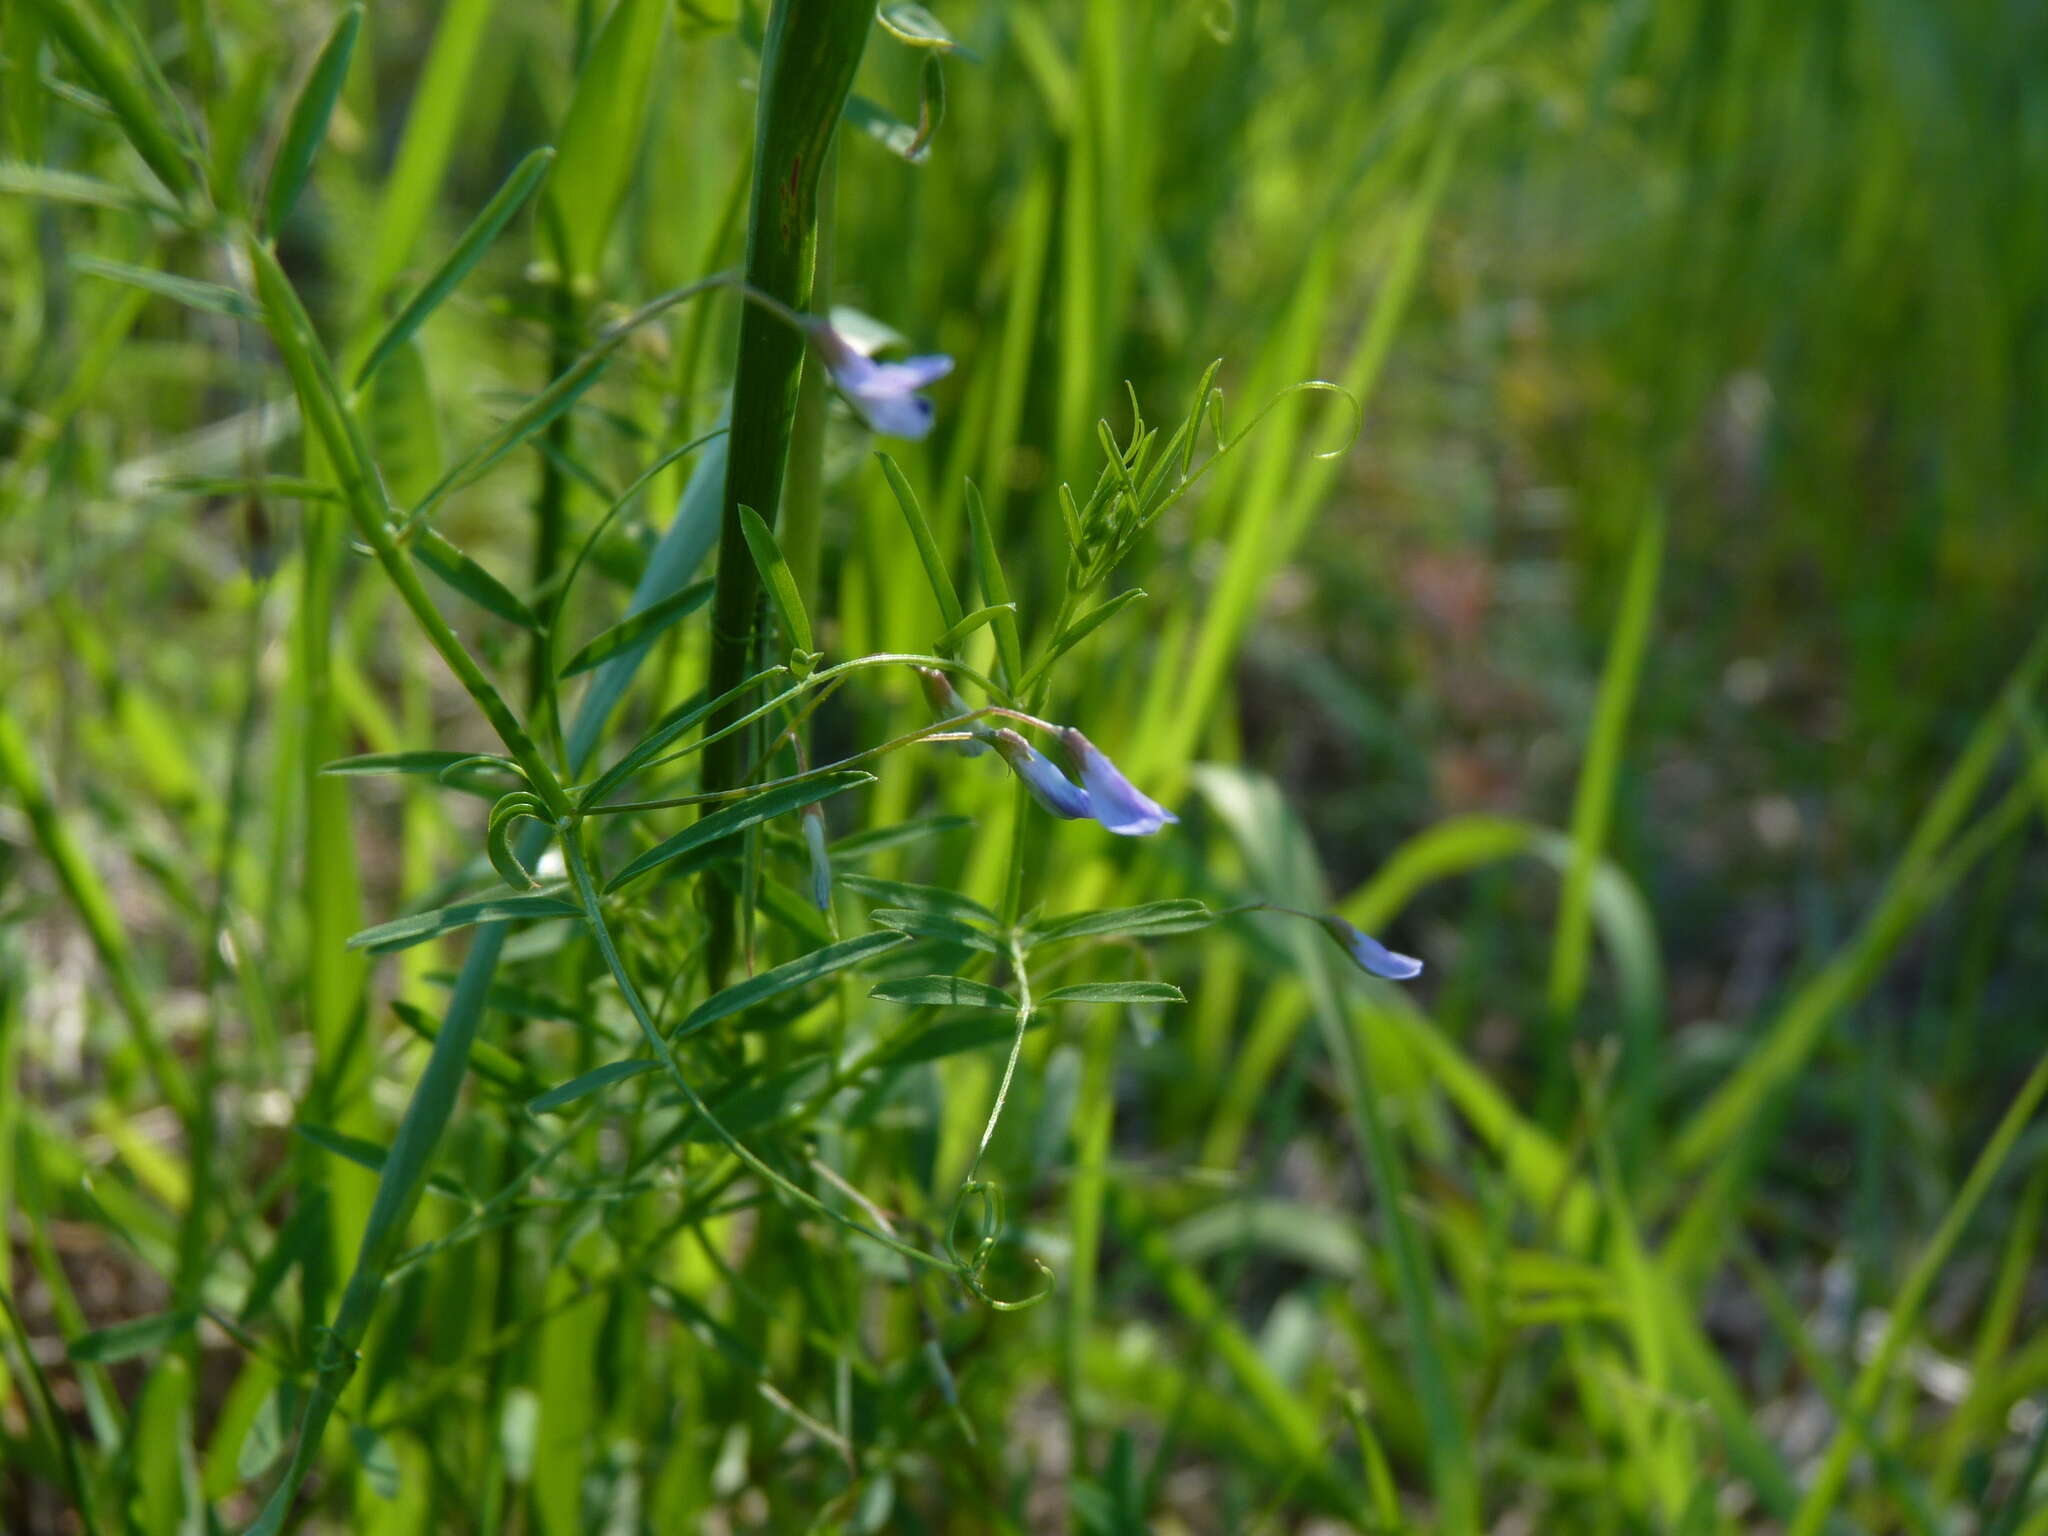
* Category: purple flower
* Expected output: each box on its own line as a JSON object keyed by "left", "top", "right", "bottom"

{"left": 1322, "top": 917, "right": 1423, "bottom": 981}
{"left": 809, "top": 323, "right": 952, "bottom": 440}
{"left": 916, "top": 666, "right": 992, "bottom": 757}
{"left": 1059, "top": 729, "right": 1179, "bottom": 836}
{"left": 991, "top": 729, "right": 1093, "bottom": 821}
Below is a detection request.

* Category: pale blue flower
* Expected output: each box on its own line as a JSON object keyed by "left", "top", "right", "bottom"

{"left": 1323, "top": 917, "right": 1423, "bottom": 981}
{"left": 1059, "top": 728, "right": 1178, "bottom": 836}
{"left": 991, "top": 729, "right": 1093, "bottom": 821}
{"left": 810, "top": 323, "right": 952, "bottom": 440}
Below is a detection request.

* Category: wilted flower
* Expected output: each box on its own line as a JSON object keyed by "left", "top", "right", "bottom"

{"left": 991, "top": 729, "right": 1093, "bottom": 821}
{"left": 808, "top": 323, "right": 953, "bottom": 440}
{"left": 1060, "top": 728, "right": 1178, "bottom": 836}
{"left": 916, "top": 666, "right": 992, "bottom": 756}
{"left": 1322, "top": 917, "right": 1423, "bottom": 981}
{"left": 801, "top": 804, "right": 832, "bottom": 911}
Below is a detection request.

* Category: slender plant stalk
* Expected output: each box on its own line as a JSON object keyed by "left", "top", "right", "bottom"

{"left": 700, "top": 0, "right": 872, "bottom": 982}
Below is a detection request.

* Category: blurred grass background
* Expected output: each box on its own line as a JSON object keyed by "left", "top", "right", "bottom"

{"left": 3, "top": 0, "right": 2047, "bottom": 1531}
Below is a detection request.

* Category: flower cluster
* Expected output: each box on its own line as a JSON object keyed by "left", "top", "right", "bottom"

{"left": 915, "top": 668, "right": 1178, "bottom": 837}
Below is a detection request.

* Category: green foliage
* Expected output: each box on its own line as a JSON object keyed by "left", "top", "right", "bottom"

{"left": 3, "top": 0, "right": 2046, "bottom": 1532}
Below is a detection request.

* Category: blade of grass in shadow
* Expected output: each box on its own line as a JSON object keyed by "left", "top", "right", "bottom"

{"left": 1786, "top": 1048, "right": 2048, "bottom": 1536}
{"left": 1671, "top": 619, "right": 2048, "bottom": 1182}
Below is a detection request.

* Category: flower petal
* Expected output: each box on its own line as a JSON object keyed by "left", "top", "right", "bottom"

{"left": 870, "top": 354, "right": 955, "bottom": 390}
{"left": 992, "top": 729, "right": 1093, "bottom": 820}
{"left": 1060, "top": 728, "right": 1178, "bottom": 836}
{"left": 850, "top": 389, "right": 937, "bottom": 439}
{"left": 1324, "top": 918, "right": 1423, "bottom": 981}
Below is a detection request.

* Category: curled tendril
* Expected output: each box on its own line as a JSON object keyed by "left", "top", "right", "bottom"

{"left": 436, "top": 753, "right": 523, "bottom": 793}
{"left": 487, "top": 790, "right": 558, "bottom": 890}
{"left": 946, "top": 1180, "right": 1055, "bottom": 1312}
{"left": 1207, "top": 378, "right": 1362, "bottom": 464}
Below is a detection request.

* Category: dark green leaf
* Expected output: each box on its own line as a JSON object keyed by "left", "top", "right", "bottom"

{"left": 529, "top": 1059, "right": 659, "bottom": 1114}
{"left": 870, "top": 907, "right": 1004, "bottom": 955}
{"left": 1025, "top": 900, "right": 1215, "bottom": 949}
{"left": 933, "top": 602, "right": 1016, "bottom": 657}
{"left": 1018, "top": 588, "right": 1149, "bottom": 696}
{"left": 23, "top": 0, "right": 199, "bottom": 201}
{"left": 604, "top": 772, "right": 874, "bottom": 893}
{"left": 69, "top": 1309, "right": 196, "bottom": 1363}
{"left": 837, "top": 873, "right": 995, "bottom": 923}
{"left": 559, "top": 578, "right": 714, "bottom": 677}
{"left": 829, "top": 814, "right": 970, "bottom": 859}
{"left": 578, "top": 677, "right": 716, "bottom": 807}
{"left": 294, "top": 1122, "right": 390, "bottom": 1171}
{"left": 153, "top": 474, "right": 339, "bottom": 502}
{"left": 869, "top": 975, "right": 1018, "bottom": 1010}
{"left": 738, "top": 505, "right": 813, "bottom": 654}
{"left": 875, "top": 452, "right": 963, "bottom": 628}
{"left": 0, "top": 161, "right": 175, "bottom": 214}
{"left": 264, "top": 5, "right": 361, "bottom": 236}
{"left": 357, "top": 145, "right": 556, "bottom": 388}
{"left": 541, "top": 0, "right": 667, "bottom": 284}
{"left": 964, "top": 480, "right": 1024, "bottom": 684}
{"left": 890, "top": 1015, "right": 1043, "bottom": 1066}
{"left": 390, "top": 1000, "right": 536, "bottom": 1094}
{"left": 238, "top": 1188, "right": 329, "bottom": 1326}
{"left": 297, "top": 1124, "right": 472, "bottom": 1203}
{"left": 413, "top": 527, "right": 541, "bottom": 630}
{"left": 73, "top": 255, "right": 254, "bottom": 319}
{"left": 345, "top": 892, "right": 581, "bottom": 953}
{"left": 322, "top": 749, "right": 520, "bottom": 784}
{"left": 672, "top": 931, "right": 907, "bottom": 1040}
{"left": 680, "top": 1056, "right": 829, "bottom": 1142}
{"left": 1039, "top": 981, "right": 1186, "bottom": 1005}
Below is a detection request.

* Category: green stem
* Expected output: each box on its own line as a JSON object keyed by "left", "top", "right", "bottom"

{"left": 247, "top": 236, "right": 572, "bottom": 821}
{"left": 701, "top": 0, "right": 873, "bottom": 982}
{"left": 561, "top": 830, "right": 949, "bottom": 1276}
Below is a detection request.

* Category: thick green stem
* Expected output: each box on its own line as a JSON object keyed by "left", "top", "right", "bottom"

{"left": 701, "top": 0, "right": 871, "bottom": 982}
